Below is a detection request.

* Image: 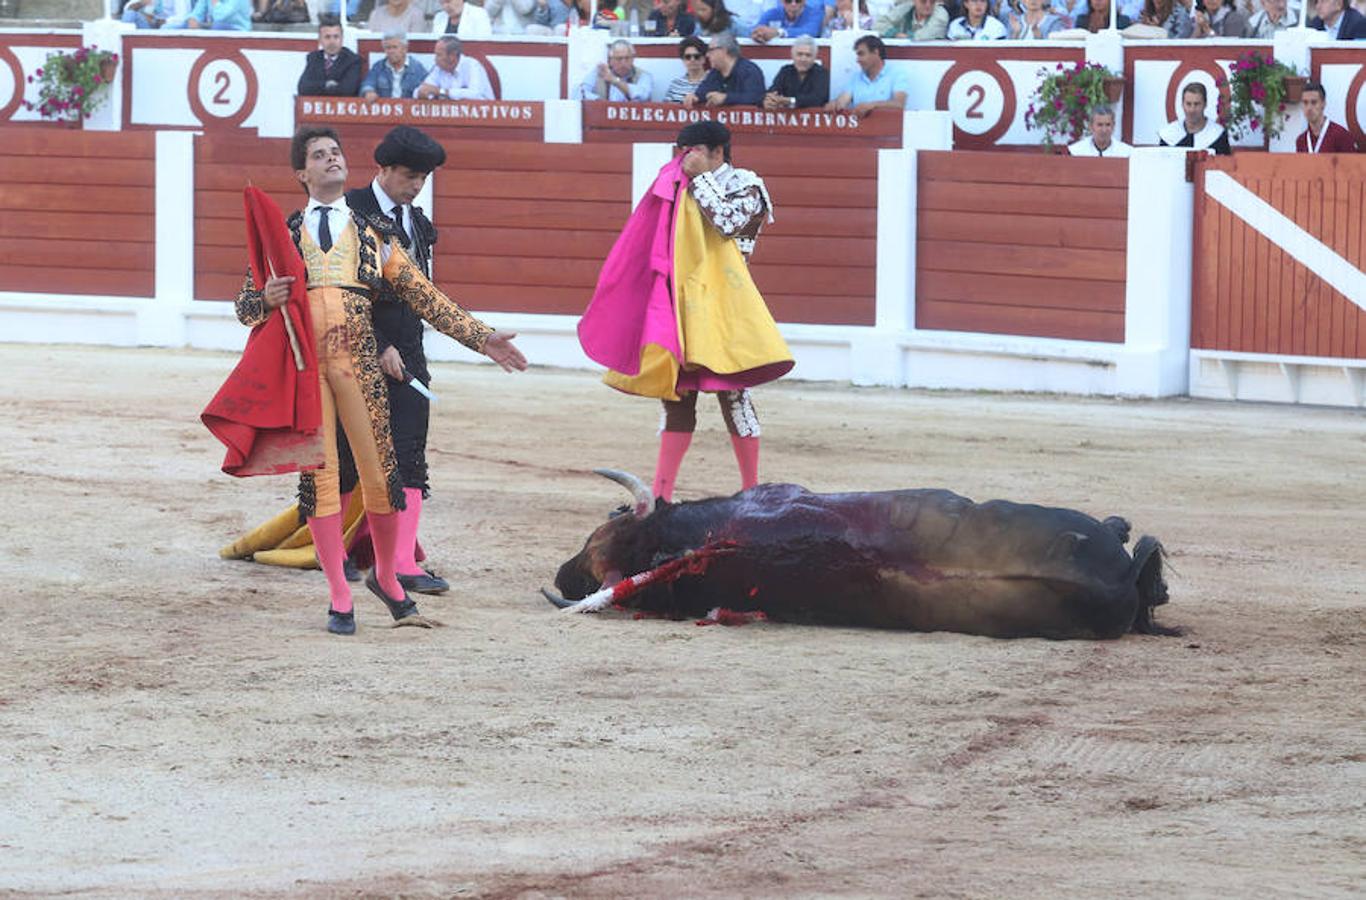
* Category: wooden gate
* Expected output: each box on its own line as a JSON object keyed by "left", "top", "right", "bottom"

{"left": 1192, "top": 154, "right": 1366, "bottom": 361}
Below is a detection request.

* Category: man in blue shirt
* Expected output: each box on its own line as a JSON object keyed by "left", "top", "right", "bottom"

{"left": 187, "top": 0, "right": 251, "bottom": 28}
{"left": 684, "top": 33, "right": 766, "bottom": 108}
{"left": 360, "top": 33, "right": 430, "bottom": 100}
{"left": 750, "top": 0, "right": 825, "bottom": 41}
{"left": 828, "top": 34, "right": 909, "bottom": 116}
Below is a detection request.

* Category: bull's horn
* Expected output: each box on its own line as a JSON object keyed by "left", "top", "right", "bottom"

{"left": 541, "top": 587, "right": 577, "bottom": 610}
{"left": 593, "top": 468, "right": 652, "bottom": 517}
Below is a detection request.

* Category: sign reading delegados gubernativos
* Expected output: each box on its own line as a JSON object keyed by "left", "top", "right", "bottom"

{"left": 297, "top": 98, "right": 542, "bottom": 126}
{"left": 591, "top": 102, "right": 897, "bottom": 136}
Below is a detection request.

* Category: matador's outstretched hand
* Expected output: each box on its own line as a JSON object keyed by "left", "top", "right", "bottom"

{"left": 484, "top": 330, "right": 528, "bottom": 372}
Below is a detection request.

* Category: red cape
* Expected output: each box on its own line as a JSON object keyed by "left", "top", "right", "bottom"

{"left": 201, "top": 187, "right": 324, "bottom": 477}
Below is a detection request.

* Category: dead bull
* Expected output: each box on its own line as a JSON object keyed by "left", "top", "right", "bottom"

{"left": 546, "top": 471, "right": 1178, "bottom": 640}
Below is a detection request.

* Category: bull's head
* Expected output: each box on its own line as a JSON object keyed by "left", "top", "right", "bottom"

{"left": 544, "top": 469, "right": 658, "bottom": 608}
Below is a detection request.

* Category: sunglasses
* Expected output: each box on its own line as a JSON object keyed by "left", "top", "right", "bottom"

{"left": 682, "top": 52, "right": 703, "bottom": 59}
{"left": 783, "top": 0, "right": 803, "bottom": 4}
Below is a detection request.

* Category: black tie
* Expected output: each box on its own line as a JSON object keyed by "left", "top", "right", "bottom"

{"left": 391, "top": 204, "right": 406, "bottom": 244}
{"left": 317, "top": 206, "right": 332, "bottom": 253}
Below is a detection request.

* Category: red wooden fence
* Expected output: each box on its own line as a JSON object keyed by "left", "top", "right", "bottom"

{"left": 1193, "top": 154, "right": 1366, "bottom": 360}
{"left": 0, "top": 129, "right": 156, "bottom": 298}
{"left": 915, "top": 150, "right": 1128, "bottom": 342}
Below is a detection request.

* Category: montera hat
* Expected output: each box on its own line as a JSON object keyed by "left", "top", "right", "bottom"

{"left": 675, "top": 120, "right": 731, "bottom": 149}
{"left": 374, "top": 125, "right": 447, "bottom": 173}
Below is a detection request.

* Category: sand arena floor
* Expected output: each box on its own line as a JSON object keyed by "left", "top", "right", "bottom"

{"left": 0, "top": 343, "right": 1362, "bottom": 898}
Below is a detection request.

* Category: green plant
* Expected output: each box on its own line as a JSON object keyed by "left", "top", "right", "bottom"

{"left": 1215, "top": 50, "right": 1299, "bottom": 142}
{"left": 23, "top": 44, "right": 119, "bottom": 122}
{"left": 1025, "top": 61, "right": 1123, "bottom": 148}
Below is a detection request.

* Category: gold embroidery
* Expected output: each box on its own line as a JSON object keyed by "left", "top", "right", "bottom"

{"left": 234, "top": 267, "right": 270, "bottom": 327}
{"left": 382, "top": 244, "right": 493, "bottom": 353}
{"left": 298, "top": 219, "right": 368, "bottom": 290}
{"left": 341, "top": 287, "right": 405, "bottom": 511}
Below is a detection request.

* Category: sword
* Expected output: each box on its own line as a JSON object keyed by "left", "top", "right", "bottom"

{"left": 401, "top": 368, "right": 437, "bottom": 403}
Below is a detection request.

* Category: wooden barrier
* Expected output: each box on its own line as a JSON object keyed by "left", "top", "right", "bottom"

{"left": 0, "top": 129, "right": 156, "bottom": 298}
{"left": 1193, "top": 154, "right": 1366, "bottom": 360}
{"left": 915, "top": 150, "right": 1128, "bottom": 343}
{"left": 430, "top": 140, "right": 633, "bottom": 316}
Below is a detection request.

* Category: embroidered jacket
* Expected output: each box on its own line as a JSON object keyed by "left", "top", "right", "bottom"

{"left": 687, "top": 163, "right": 775, "bottom": 257}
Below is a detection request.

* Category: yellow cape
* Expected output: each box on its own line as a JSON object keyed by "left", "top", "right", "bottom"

{"left": 604, "top": 188, "right": 791, "bottom": 401}
{"left": 218, "top": 492, "right": 365, "bottom": 568}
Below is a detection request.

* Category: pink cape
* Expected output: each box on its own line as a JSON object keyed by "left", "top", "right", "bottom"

{"left": 577, "top": 157, "right": 685, "bottom": 381}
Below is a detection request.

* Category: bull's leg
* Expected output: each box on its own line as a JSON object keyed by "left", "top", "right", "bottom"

{"left": 1130, "top": 535, "right": 1182, "bottom": 636}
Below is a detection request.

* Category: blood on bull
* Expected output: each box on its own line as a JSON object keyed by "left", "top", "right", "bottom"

{"left": 545, "top": 471, "right": 1178, "bottom": 641}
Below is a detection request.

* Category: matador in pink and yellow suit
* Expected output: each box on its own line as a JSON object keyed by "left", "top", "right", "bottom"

{"left": 579, "top": 121, "right": 792, "bottom": 502}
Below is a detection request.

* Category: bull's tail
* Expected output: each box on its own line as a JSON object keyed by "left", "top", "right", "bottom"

{"left": 1130, "top": 535, "right": 1181, "bottom": 636}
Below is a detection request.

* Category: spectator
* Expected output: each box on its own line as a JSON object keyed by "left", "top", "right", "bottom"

{"left": 1070, "top": 0, "right": 1131, "bottom": 29}
{"left": 252, "top": 0, "right": 308, "bottom": 24}
{"left": 1158, "top": 82, "right": 1230, "bottom": 154}
{"left": 684, "top": 33, "right": 765, "bottom": 108}
{"left": 751, "top": 0, "right": 826, "bottom": 41}
{"left": 298, "top": 17, "right": 362, "bottom": 96}
{"left": 1297, "top": 81, "right": 1361, "bottom": 151}
{"left": 764, "top": 36, "right": 829, "bottom": 109}
{"left": 371, "top": 0, "right": 428, "bottom": 32}
{"left": 580, "top": 39, "right": 654, "bottom": 100}
{"left": 415, "top": 35, "right": 495, "bottom": 99}
{"left": 1246, "top": 0, "right": 1296, "bottom": 34}
{"left": 187, "top": 0, "right": 252, "bottom": 29}
{"left": 360, "top": 33, "right": 429, "bottom": 99}
{"left": 1191, "top": 0, "right": 1248, "bottom": 33}
{"left": 649, "top": 0, "right": 699, "bottom": 34}
{"left": 433, "top": 0, "right": 494, "bottom": 32}
{"left": 1068, "top": 106, "right": 1132, "bottom": 156}
{"left": 1309, "top": 0, "right": 1366, "bottom": 35}
{"left": 121, "top": 0, "right": 193, "bottom": 28}
{"left": 827, "top": 35, "right": 908, "bottom": 115}
{"left": 663, "top": 36, "right": 709, "bottom": 102}
{"left": 947, "top": 0, "right": 1007, "bottom": 34}
{"left": 528, "top": 0, "right": 590, "bottom": 33}
{"left": 485, "top": 0, "right": 536, "bottom": 32}
{"left": 1001, "top": 0, "right": 1066, "bottom": 36}
{"left": 320, "top": 0, "right": 361, "bottom": 18}
{"left": 824, "top": 0, "right": 876, "bottom": 33}
{"left": 1137, "top": 0, "right": 1193, "bottom": 34}
{"left": 693, "top": 0, "right": 738, "bottom": 37}
{"left": 877, "top": 0, "right": 949, "bottom": 36}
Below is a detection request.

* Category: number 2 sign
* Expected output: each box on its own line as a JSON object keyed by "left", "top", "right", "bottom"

{"left": 187, "top": 50, "right": 257, "bottom": 128}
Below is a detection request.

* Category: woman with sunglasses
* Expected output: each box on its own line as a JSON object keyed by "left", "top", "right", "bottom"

{"left": 664, "top": 36, "right": 710, "bottom": 103}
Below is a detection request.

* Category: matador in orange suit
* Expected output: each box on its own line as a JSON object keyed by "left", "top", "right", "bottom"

{"left": 234, "top": 126, "right": 526, "bottom": 635}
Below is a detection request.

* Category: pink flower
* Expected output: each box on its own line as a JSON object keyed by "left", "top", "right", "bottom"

{"left": 1054, "top": 98, "right": 1064, "bottom": 110}
{"left": 35, "top": 67, "right": 43, "bottom": 76}
{"left": 73, "top": 85, "right": 84, "bottom": 96}
{"left": 26, "top": 75, "right": 32, "bottom": 83}
{"left": 1250, "top": 82, "right": 1265, "bottom": 101}
{"left": 1250, "top": 116, "right": 1261, "bottom": 129}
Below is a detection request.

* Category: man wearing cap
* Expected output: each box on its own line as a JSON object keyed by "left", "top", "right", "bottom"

{"left": 335, "top": 125, "right": 450, "bottom": 594}
{"left": 651, "top": 121, "right": 781, "bottom": 499}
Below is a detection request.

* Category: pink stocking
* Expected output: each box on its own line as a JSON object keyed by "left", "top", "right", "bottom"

{"left": 730, "top": 435, "right": 760, "bottom": 490}
{"left": 653, "top": 431, "right": 693, "bottom": 502}
{"left": 395, "top": 487, "right": 424, "bottom": 576}
{"left": 307, "top": 512, "right": 352, "bottom": 613}
{"left": 366, "top": 510, "right": 406, "bottom": 600}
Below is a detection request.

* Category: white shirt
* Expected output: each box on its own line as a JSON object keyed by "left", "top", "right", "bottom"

{"left": 371, "top": 178, "right": 414, "bottom": 245}
{"left": 303, "top": 198, "right": 352, "bottom": 250}
{"left": 1068, "top": 136, "right": 1133, "bottom": 157}
{"left": 304, "top": 196, "right": 393, "bottom": 264}
{"left": 419, "top": 54, "right": 494, "bottom": 100}
{"left": 947, "top": 15, "right": 1006, "bottom": 38}
{"left": 432, "top": 3, "right": 493, "bottom": 36}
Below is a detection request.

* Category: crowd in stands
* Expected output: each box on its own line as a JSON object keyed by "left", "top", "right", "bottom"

{"left": 115, "top": 0, "right": 1366, "bottom": 39}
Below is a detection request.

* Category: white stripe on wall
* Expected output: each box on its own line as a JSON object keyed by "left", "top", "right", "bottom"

{"left": 1204, "top": 170, "right": 1366, "bottom": 313}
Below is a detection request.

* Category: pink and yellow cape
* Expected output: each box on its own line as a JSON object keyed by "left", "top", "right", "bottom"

{"left": 577, "top": 157, "right": 793, "bottom": 401}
